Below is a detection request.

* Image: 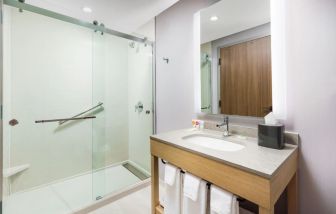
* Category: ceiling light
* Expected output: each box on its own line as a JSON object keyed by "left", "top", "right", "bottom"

{"left": 210, "top": 16, "right": 218, "bottom": 21}
{"left": 82, "top": 6, "right": 92, "bottom": 13}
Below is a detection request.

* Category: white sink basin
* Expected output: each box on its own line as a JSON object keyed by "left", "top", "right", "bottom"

{"left": 182, "top": 134, "right": 245, "bottom": 152}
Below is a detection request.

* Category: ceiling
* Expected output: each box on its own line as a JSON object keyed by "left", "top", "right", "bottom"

{"left": 26, "top": 0, "right": 179, "bottom": 39}
{"left": 201, "top": 0, "right": 270, "bottom": 44}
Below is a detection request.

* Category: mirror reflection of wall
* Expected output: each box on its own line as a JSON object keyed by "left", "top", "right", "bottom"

{"left": 200, "top": 43, "right": 212, "bottom": 113}
{"left": 200, "top": 0, "right": 271, "bottom": 117}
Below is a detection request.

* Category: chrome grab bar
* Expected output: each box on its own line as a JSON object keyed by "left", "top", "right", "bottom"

{"left": 201, "top": 104, "right": 211, "bottom": 110}
{"left": 34, "top": 102, "right": 103, "bottom": 124}
{"left": 58, "top": 102, "right": 103, "bottom": 125}
{"left": 35, "top": 116, "right": 96, "bottom": 124}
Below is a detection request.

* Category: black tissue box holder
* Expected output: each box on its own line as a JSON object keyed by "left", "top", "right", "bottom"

{"left": 258, "top": 123, "right": 285, "bottom": 149}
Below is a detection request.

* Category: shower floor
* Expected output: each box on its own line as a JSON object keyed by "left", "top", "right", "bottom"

{"left": 3, "top": 162, "right": 147, "bottom": 214}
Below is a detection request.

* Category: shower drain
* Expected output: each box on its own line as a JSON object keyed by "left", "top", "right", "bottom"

{"left": 96, "top": 196, "right": 103, "bottom": 200}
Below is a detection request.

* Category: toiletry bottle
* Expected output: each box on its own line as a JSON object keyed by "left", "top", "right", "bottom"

{"left": 195, "top": 120, "right": 200, "bottom": 130}
{"left": 199, "top": 120, "right": 205, "bottom": 130}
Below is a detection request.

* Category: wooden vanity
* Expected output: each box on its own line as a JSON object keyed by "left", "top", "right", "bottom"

{"left": 150, "top": 129, "right": 298, "bottom": 214}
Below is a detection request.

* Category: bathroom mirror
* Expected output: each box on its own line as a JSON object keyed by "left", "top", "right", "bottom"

{"left": 198, "top": 0, "right": 271, "bottom": 117}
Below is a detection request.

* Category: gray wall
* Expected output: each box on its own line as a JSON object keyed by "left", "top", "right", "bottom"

{"left": 155, "top": 0, "right": 336, "bottom": 213}
{"left": 285, "top": 0, "right": 336, "bottom": 213}
{"left": 155, "top": 0, "right": 218, "bottom": 133}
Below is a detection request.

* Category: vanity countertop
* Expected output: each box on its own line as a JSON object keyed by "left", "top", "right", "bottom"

{"left": 150, "top": 128, "right": 298, "bottom": 179}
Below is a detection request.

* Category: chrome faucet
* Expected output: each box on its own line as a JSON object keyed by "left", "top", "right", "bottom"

{"left": 216, "top": 116, "right": 230, "bottom": 137}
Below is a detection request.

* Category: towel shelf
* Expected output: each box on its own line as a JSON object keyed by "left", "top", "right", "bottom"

{"left": 150, "top": 139, "right": 298, "bottom": 214}
{"left": 161, "top": 159, "right": 212, "bottom": 189}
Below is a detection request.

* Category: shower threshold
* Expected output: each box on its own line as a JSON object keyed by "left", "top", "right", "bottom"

{"left": 3, "top": 161, "right": 150, "bottom": 214}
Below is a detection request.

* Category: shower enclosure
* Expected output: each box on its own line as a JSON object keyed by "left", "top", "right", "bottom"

{"left": 1, "top": 0, "right": 155, "bottom": 213}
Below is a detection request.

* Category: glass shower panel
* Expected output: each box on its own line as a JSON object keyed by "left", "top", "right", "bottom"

{"left": 91, "top": 34, "right": 153, "bottom": 200}
{"left": 3, "top": 2, "right": 154, "bottom": 213}
{"left": 127, "top": 42, "right": 153, "bottom": 173}
{"left": 92, "top": 31, "right": 107, "bottom": 200}
{"left": 3, "top": 5, "right": 94, "bottom": 213}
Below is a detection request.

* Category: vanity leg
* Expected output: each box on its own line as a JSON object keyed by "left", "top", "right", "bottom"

{"left": 287, "top": 172, "right": 298, "bottom": 214}
{"left": 259, "top": 206, "right": 274, "bottom": 214}
{"left": 151, "top": 155, "right": 159, "bottom": 214}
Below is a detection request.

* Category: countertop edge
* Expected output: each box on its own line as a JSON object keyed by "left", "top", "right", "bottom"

{"left": 150, "top": 135, "right": 297, "bottom": 179}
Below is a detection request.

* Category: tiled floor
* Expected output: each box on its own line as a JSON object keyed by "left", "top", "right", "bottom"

{"left": 89, "top": 186, "right": 151, "bottom": 214}
{"left": 4, "top": 170, "right": 255, "bottom": 214}
{"left": 3, "top": 164, "right": 141, "bottom": 214}
{"left": 89, "top": 183, "right": 254, "bottom": 214}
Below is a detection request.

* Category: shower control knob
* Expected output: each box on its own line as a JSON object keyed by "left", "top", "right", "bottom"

{"left": 146, "top": 110, "right": 151, "bottom": 114}
{"left": 135, "top": 101, "right": 144, "bottom": 113}
{"left": 9, "top": 119, "right": 19, "bottom": 126}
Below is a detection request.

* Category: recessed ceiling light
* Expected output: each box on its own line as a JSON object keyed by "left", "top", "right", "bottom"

{"left": 82, "top": 6, "right": 92, "bottom": 13}
{"left": 210, "top": 16, "right": 218, "bottom": 21}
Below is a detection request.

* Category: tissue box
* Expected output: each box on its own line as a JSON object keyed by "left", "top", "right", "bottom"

{"left": 258, "top": 123, "right": 284, "bottom": 149}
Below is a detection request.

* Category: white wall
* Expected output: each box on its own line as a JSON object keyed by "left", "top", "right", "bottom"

{"left": 155, "top": 0, "right": 336, "bottom": 213}
{"left": 155, "top": 0, "right": 218, "bottom": 133}
{"left": 133, "top": 19, "right": 156, "bottom": 42}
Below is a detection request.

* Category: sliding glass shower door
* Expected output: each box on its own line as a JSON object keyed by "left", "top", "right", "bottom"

{"left": 2, "top": 1, "right": 154, "bottom": 213}
{"left": 91, "top": 30, "right": 154, "bottom": 200}
{"left": 3, "top": 5, "right": 96, "bottom": 213}
{"left": 92, "top": 31, "right": 107, "bottom": 200}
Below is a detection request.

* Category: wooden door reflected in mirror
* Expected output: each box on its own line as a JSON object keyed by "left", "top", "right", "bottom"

{"left": 220, "top": 36, "right": 272, "bottom": 117}
{"left": 199, "top": 0, "right": 271, "bottom": 117}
